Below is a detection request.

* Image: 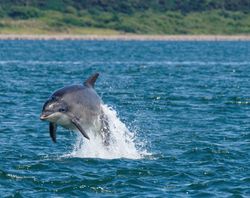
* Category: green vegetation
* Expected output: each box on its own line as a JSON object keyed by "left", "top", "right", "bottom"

{"left": 0, "top": 0, "right": 250, "bottom": 35}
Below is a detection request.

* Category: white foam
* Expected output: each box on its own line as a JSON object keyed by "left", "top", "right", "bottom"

{"left": 66, "top": 104, "right": 149, "bottom": 159}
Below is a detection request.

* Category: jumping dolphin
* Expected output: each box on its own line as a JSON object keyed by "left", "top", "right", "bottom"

{"left": 40, "top": 73, "right": 109, "bottom": 144}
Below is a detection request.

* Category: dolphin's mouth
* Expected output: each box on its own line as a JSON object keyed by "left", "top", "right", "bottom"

{"left": 40, "top": 112, "right": 53, "bottom": 120}
{"left": 40, "top": 114, "right": 48, "bottom": 120}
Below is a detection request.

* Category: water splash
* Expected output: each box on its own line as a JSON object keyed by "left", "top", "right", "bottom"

{"left": 67, "top": 104, "right": 149, "bottom": 159}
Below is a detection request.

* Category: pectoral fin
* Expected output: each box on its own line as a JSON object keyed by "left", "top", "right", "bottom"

{"left": 49, "top": 122, "right": 57, "bottom": 143}
{"left": 71, "top": 118, "right": 90, "bottom": 140}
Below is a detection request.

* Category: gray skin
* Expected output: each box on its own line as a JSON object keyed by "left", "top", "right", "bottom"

{"left": 40, "top": 73, "right": 110, "bottom": 144}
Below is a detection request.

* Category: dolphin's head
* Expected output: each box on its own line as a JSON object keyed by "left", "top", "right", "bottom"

{"left": 40, "top": 73, "right": 100, "bottom": 142}
{"left": 40, "top": 95, "right": 69, "bottom": 123}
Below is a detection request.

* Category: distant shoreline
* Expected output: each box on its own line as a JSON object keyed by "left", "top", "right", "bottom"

{"left": 0, "top": 34, "right": 250, "bottom": 41}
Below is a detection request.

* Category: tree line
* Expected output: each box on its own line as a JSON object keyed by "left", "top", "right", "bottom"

{"left": 1, "top": 0, "right": 250, "bottom": 14}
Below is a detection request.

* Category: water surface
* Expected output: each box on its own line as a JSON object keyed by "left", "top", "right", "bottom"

{"left": 0, "top": 40, "right": 250, "bottom": 197}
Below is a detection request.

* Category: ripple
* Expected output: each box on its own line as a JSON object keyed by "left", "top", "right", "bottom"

{"left": 0, "top": 41, "right": 250, "bottom": 197}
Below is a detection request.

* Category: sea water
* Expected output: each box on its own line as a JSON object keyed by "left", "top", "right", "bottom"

{"left": 0, "top": 40, "right": 249, "bottom": 197}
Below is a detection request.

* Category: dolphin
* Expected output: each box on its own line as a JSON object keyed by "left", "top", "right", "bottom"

{"left": 40, "top": 73, "right": 110, "bottom": 144}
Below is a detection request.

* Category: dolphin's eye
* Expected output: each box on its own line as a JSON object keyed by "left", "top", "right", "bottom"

{"left": 59, "top": 108, "right": 66, "bottom": 112}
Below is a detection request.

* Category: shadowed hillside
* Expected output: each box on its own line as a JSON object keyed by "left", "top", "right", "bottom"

{"left": 0, "top": 0, "right": 250, "bottom": 34}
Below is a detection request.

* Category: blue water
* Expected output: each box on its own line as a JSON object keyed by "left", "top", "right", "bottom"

{"left": 0, "top": 40, "right": 250, "bottom": 197}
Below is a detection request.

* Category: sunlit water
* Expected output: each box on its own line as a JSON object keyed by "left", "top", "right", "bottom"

{"left": 0, "top": 40, "right": 250, "bottom": 197}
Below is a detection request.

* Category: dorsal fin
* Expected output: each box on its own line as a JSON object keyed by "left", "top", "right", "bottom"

{"left": 84, "top": 73, "right": 99, "bottom": 88}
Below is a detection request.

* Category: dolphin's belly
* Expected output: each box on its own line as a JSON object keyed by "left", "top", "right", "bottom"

{"left": 56, "top": 110, "right": 102, "bottom": 133}
{"left": 56, "top": 114, "right": 76, "bottom": 130}
{"left": 78, "top": 113, "right": 102, "bottom": 133}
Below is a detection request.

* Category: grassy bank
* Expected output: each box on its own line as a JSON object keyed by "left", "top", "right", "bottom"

{"left": 0, "top": 8, "right": 250, "bottom": 35}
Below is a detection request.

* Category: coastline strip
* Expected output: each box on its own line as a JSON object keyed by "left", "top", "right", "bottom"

{"left": 0, "top": 34, "right": 250, "bottom": 41}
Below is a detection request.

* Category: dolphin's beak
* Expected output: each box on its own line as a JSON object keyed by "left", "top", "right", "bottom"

{"left": 40, "top": 114, "right": 47, "bottom": 120}
{"left": 40, "top": 112, "right": 51, "bottom": 120}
